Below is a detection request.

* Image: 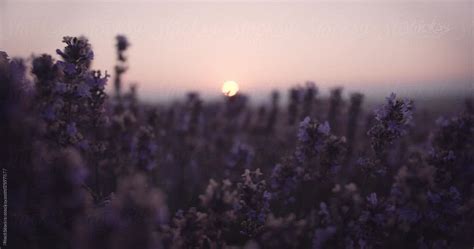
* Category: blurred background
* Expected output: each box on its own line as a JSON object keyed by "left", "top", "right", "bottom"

{"left": 1, "top": 0, "right": 472, "bottom": 103}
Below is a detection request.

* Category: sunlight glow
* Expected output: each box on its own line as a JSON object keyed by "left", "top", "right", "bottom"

{"left": 222, "top": 81, "right": 239, "bottom": 97}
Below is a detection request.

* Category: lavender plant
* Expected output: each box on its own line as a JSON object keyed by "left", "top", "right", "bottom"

{"left": 2, "top": 35, "right": 472, "bottom": 249}
{"left": 368, "top": 93, "right": 414, "bottom": 159}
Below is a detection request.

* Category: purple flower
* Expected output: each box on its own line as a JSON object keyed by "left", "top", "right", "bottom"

{"left": 32, "top": 54, "right": 60, "bottom": 81}
{"left": 398, "top": 207, "right": 420, "bottom": 223}
{"left": 66, "top": 122, "right": 78, "bottom": 136}
{"left": 76, "top": 83, "right": 91, "bottom": 98}
{"left": 368, "top": 93, "right": 414, "bottom": 156}
{"left": 78, "top": 139, "right": 90, "bottom": 150}
{"left": 85, "top": 70, "right": 108, "bottom": 89}
{"left": 54, "top": 82, "right": 68, "bottom": 94}
{"left": 116, "top": 35, "right": 130, "bottom": 52}
{"left": 56, "top": 61, "right": 77, "bottom": 75}
{"left": 312, "top": 226, "right": 337, "bottom": 249}
{"left": 297, "top": 116, "right": 312, "bottom": 142}
{"left": 226, "top": 141, "right": 255, "bottom": 169}
{"left": 56, "top": 36, "right": 94, "bottom": 70}
{"left": 296, "top": 117, "right": 332, "bottom": 160}
{"left": 427, "top": 191, "right": 441, "bottom": 204}
{"left": 42, "top": 106, "right": 56, "bottom": 121}
{"left": 448, "top": 186, "right": 460, "bottom": 200}
{"left": 318, "top": 121, "right": 330, "bottom": 135}
{"left": 366, "top": 192, "right": 378, "bottom": 206}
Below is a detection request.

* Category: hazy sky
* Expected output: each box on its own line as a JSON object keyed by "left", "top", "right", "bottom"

{"left": 1, "top": 0, "right": 472, "bottom": 101}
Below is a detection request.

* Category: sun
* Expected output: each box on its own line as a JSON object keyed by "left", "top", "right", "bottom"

{"left": 222, "top": 80, "right": 239, "bottom": 97}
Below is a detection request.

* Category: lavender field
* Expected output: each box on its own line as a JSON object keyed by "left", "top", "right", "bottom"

{"left": 1, "top": 35, "right": 473, "bottom": 249}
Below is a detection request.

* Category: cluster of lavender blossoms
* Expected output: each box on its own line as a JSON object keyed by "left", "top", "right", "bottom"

{"left": 368, "top": 93, "right": 414, "bottom": 158}
{"left": 1, "top": 36, "right": 472, "bottom": 249}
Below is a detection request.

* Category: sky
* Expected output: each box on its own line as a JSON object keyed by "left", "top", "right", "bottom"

{"left": 1, "top": 0, "right": 473, "bottom": 102}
